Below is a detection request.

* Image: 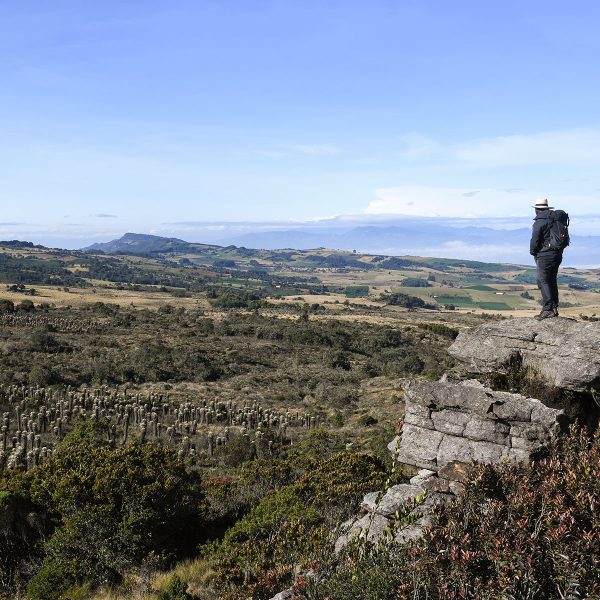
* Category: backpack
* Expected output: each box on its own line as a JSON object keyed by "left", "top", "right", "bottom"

{"left": 547, "top": 210, "right": 570, "bottom": 250}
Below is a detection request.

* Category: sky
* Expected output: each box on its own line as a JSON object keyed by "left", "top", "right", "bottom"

{"left": 1, "top": 0, "right": 600, "bottom": 247}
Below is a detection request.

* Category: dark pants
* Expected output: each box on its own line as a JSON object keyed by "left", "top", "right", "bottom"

{"left": 536, "top": 250, "right": 563, "bottom": 311}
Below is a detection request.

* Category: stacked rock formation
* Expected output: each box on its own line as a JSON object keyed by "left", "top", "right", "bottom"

{"left": 335, "top": 317, "right": 600, "bottom": 553}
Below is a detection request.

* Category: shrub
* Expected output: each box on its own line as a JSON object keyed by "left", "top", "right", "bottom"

{"left": 385, "top": 293, "right": 432, "bottom": 309}
{"left": 207, "top": 451, "right": 387, "bottom": 598}
{"left": 157, "top": 575, "right": 193, "bottom": 600}
{"left": 344, "top": 286, "right": 369, "bottom": 298}
{"left": 303, "top": 426, "right": 600, "bottom": 600}
{"left": 0, "top": 299, "right": 14, "bottom": 313}
{"left": 23, "top": 420, "right": 205, "bottom": 595}
{"left": 417, "top": 322, "right": 459, "bottom": 339}
{"left": 399, "top": 277, "right": 429, "bottom": 287}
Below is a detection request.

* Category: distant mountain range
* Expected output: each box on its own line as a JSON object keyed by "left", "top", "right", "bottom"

{"left": 85, "top": 233, "right": 217, "bottom": 255}
{"left": 82, "top": 225, "right": 600, "bottom": 268}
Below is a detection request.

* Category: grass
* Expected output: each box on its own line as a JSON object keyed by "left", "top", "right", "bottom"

{"left": 151, "top": 559, "right": 218, "bottom": 599}
{"left": 434, "top": 295, "right": 476, "bottom": 307}
{"left": 477, "top": 301, "right": 512, "bottom": 311}
{"left": 467, "top": 284, "right": 497, "bottom": 291}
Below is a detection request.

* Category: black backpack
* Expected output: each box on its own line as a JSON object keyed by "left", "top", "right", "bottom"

{"left": 548, "top": 210, "right": 570, "bottom": 250}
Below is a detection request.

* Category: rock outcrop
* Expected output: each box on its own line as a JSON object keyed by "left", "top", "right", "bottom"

{"left": 334, "top": 482, "right": 451, "bottom": 552}
{"left": 448, "top": 317, "right": 600, "bottom": 392}
{"left": 272, "top": 319, "right": 600, "bottom": 598}
{"left": 334, "top": 318, "right": 600, "bottom": 555}
{"left": 398, "top": 379, "right": 566, "bottom": 472}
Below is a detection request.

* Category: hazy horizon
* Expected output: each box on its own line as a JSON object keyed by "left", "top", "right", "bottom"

{"left": 4, "top": 213, "right": 599, "bottom": 269}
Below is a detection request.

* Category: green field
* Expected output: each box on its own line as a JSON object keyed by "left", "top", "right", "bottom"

{"left": 468, "top": 284, "right": 497, "bottom": 291}
{"left": 435, "top": 295, "right": 475, "bottom": 307}
{"left": 477, "top": 301, "right": 512, "bottom": 310}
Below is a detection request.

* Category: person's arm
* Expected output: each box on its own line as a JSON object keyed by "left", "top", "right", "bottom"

{"left": 530, "top": 220, "right": 544, "bottom": 256}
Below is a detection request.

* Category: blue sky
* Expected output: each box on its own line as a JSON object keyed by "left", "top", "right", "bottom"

{"left": 1, "top": 1, "right": 600, "bottom": 246}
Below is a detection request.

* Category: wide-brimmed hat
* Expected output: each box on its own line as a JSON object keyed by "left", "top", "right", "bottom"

{"left": 532, "top": 198, "right": 554, "bottom": 210}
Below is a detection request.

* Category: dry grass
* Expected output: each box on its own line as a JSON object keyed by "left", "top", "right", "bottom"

{"left": 0, "top": 285, "right": 210, "bottom": 310}
{"left": 152, "top": 558, "right": 218, "bottom": 599}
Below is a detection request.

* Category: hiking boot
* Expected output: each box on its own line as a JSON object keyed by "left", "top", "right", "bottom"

{"left": 553, "top": 307, "right": 559, "bottom": 317}
{"left": 536, "top": 310, "right": 556, "bottom": 321}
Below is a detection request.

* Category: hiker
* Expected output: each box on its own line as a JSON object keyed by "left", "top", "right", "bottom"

{"left": 530, "top": 198, "right": 570, "bottom": 320}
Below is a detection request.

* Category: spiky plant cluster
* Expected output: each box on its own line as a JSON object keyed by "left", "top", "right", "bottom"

{"left": 0, "top": 384, "right": 322, "bottom": 471}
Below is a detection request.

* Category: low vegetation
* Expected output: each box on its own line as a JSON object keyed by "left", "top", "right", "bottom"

{"left": 0, "top": 240, "right": 598, "bottom": 599}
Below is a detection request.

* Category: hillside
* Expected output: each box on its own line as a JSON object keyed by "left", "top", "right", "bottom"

{"left": 85, "top": 232, "right": 193, "bottom": 254}
{"left": 0, "top": 238, "right": 598, "bottom": 599}
{"left": 1, "top": 235, "right": 599, "bottom": 318}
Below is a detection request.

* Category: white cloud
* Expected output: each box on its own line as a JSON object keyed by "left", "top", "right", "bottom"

{"left": 456, "top": 128, "right": 600, "bottom": 166}
{"left": 366, "top": 186, "right": 536, "bottom": 217}
{"left": 365, "top": 185, "right": 598, "bottom": 218}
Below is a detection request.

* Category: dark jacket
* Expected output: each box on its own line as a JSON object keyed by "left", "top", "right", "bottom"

{"left": 530, "top": 209, "right": 559, "bottom": 257}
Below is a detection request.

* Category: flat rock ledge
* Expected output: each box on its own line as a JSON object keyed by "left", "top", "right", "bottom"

{"left": 448, "top": 317, "right": 600, "bottom": 392}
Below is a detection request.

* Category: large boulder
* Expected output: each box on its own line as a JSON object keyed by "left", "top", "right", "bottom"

{"left": 397, "top": 379, "right": 565, "bottom": 472}
{"left": 448, "top": 318, "right": 600, "bottom": 392}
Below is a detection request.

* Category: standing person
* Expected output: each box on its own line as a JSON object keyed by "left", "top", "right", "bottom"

{"left": 529, "top": 198, "right": 567, "bottom": 320}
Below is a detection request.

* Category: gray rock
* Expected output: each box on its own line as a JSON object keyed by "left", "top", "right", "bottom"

{"left": 269, "top": 590, "right": 294, "bottom": 600}
{"left": 471, "top": 440, "right": 507, "bottom": 464}
{"left": 463, "top": 416, "right": 510, "bottom": 445}
{"left": 397, "top": 424, "right": 443, "bottom": 470}
{"left": 421, "top": 476, "right": 450, "bottom": 493}
{"left": 334, "top": 512, "right": 390, "bottom": 552}
{"left": 449, "top": 481, "right": 466, "bottom": 495}
{"left": 431, "top": 409, "right": 470, "bottom": 436}
{"left": 361, "top": 484, "right": 425, "bottom": 516}
{"left": 387, "top": 435, "right": 400, "bottom": 457}
{"left": 449, "top": 318, "right": 600, "bottom": 392}
{"left": 409, "top": 469, "right": 436, "bottom": 486}
{"left": 437, "top": 434, "right": 473, "bottom": 466}
{"left": 438, "top": 461, "right": 469, "bottom": 481}
{"left": 398, "top": 379, "right": 564, "bottom": 472}
{"left": 394, "top": 514, "right": 433, "bottom": 544}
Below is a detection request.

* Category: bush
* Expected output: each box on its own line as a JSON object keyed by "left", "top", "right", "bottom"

{"left": 344, "top": 286, "right": 369, "bottom": 298}
{"left": 158, "top": 575, "right": 193, "bottom": 600}
{"left": 0, "top": 299, "right": 14, "bottom": 313}
{"left": 0, "top": 490, "right": 47, "bottom": 593}
{"left": 417, "top": 322, "right": 459, "bottom": 339}
{"left": 399, "top": 277, "right": 429, "bottom": 287}
{"left": 23, "top": 420, "right": 205, "bottom": 595}
{"left": 385, "top": 293, "right": 432, "bottom": 309}
{"left": 304, "top": 427, "right": 600, "bottom": 600}
{"left": 207, "top": 451, "right": 387, "bottom": 598}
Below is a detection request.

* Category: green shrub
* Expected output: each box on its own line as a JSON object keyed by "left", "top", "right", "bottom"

{"left": 23, "top": 420, "right": 205, "bottom": 592}
{"left": 207, "top": 451, "right": 387, "bottom": 598}
{"left": 385, "top": 293, "right": 432, "bottom": 309}
{"left": 158, "top": 575, "right": 193, "bottom": 600}
{"left": 417, "top": 322, "right": 459, "bottom": 339}
{"left": 344, "top": 286, "right": 369, "bottom": 298}
{"left": 303, "top": 427, "right": 600, "bottom": 600}
{"left": 399, "top": 277, "right": 429, "bottom": 287}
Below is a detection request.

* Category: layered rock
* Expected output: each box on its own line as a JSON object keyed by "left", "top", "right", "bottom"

{"left": 448, "top": 317, "right": 600, "bottom": 392}
{"left": 397, "top": 379, "right": 566, "bottom": 472}
{"left": 273, "top": 319, "right": 600, "bottom": 598}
